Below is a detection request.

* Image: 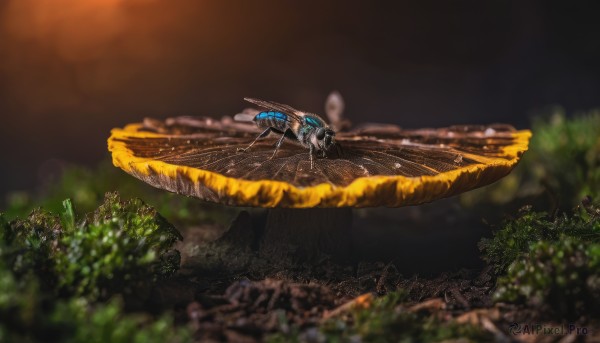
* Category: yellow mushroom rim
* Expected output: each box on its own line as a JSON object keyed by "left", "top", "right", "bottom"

{"left": 108, "top": 123, "right": 531, "bottom": 208}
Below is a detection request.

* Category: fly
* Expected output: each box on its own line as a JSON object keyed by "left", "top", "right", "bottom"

{"left": 234, "top": 98, "right": 336, "bottom": 169}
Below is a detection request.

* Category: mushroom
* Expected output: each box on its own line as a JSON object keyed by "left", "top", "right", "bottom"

{"left": 108, "top": 94, "right": 531, "bottom": 262}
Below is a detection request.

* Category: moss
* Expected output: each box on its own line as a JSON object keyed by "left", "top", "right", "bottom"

{"left": 50, "top": 298, "right": 191, "bottom": 343}
{"left": 0, "top": 261, "right": 190, "bottom": 343}
{"left": 480, "top": 203, "right": 600, "bottom": 273}
{"left": 528, "top": 111, "right": 600, "bottom": 207}
{"left": 56, "top": 193, "right": 183, "bottom": 299}
{"left": 482, "top": 202, "right": 600, "bottom": 318}
{"left": 268, "top": 291, "right": 492, "bottom": 343}
{"left": 0, "top": 207, "right": 63, "bottom": 286}
{"left": 1, "top": 192, "right": 183, "bottom": 300}
{"left": 0, "top": 193, "right": 190, "bottom": 341}
{"left": 461, "top": 109, "right": 600, "bottom": 211}
{"left": 494, "top": 237, "right": 600, "bottom": 318}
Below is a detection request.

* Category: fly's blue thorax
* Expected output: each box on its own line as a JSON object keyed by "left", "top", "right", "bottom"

{"left": 255, "top": 111, "right": 287, "bottom": 121}
{"left": 304, "top": 116, "right": 324, "bottom": 128}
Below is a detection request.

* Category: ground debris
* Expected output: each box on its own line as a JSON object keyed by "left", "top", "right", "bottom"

{"left": 322, "top": 293, "right": 374, "bottom": 320}
{"left": 399, "top": 268, "right": 495, "bottom": 310}
{"left": 408, "top": 298, "right": 446, "bottom": 313}
{"left": 186, "top": 278, "right": 338, "bottom": 342}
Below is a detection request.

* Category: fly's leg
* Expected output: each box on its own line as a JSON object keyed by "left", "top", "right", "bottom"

{"left": 269, "top": 132, "right": 287, "bottom": 159}
{"left": 238, "top": 127, "right": 271, "bottom": 152}
{"left": 269, "top": 132, "right": 285, "bottom": 160}
{"left": 309, "top": 144, "right": 314, "bottom": 169}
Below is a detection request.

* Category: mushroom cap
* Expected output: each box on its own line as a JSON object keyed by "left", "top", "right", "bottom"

{"left": 108, "top": 116, "right": 530, "bottom": 208}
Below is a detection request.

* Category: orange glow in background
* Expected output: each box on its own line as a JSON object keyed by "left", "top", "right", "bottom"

{"left": 2, "top": 0, "right": 204, "bottom": 113}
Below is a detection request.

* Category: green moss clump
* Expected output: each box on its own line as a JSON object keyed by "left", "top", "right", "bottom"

{"left": 268, "top": 291, "right": 491, "bottom": 343}
{"left": 0, "top": 207, "right": 62, "bottom": 285}
{"left": 461, "top": 109, "right": 600, "bottom": 211}
{"left": 481, "top": 202, "right": 600, "bottom": 317}
{"left": 0, "top": 193, "right": 190, "bottom": 341}
{"left": 1, "top": 192, "right": 183, "bottom": 300}
{"left": 494, "top": 237, "right": 600, "bottom": 317}
{"left": 0, "top": 261, "right": 190, "bottom": 343}
{"left": 56, "top": 192, "right": 183, "bottom": 299}
{"left": 480, "top": 204, "right": 600, "bottom": 273}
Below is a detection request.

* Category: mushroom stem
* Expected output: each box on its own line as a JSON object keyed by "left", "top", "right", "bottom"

{"left": 259, "top": 208, "right": 353, "bottom": 263}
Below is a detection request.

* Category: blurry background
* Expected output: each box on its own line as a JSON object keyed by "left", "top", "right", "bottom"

{"left": 1, "top": 0, "right": 600, "bottom": 200}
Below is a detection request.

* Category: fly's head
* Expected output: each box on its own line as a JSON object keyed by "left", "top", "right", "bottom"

{"left": 315, "top": 127, "right": 336, "bottom": 152}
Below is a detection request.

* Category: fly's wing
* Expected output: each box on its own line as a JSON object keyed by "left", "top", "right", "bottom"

{"left": 243, "top": 98, "right": 304, "bottom": 125}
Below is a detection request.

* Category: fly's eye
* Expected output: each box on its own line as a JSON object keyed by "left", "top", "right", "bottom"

{"left": 316, "top": 128, "right": 326, "bottom": 140}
